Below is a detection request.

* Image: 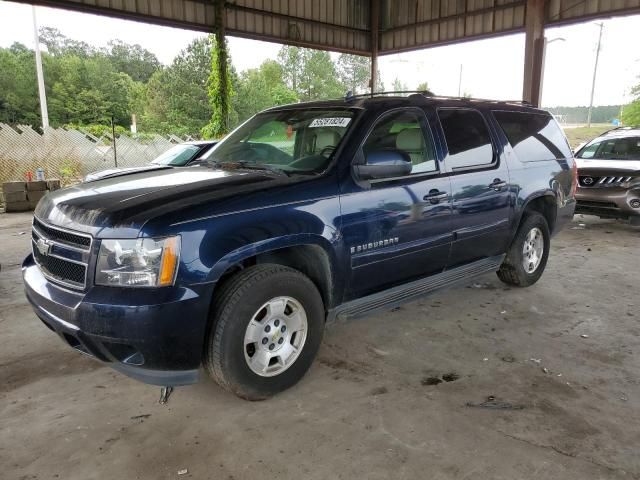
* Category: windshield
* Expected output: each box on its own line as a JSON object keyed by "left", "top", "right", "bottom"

{"left": 202, "top": 109, "right": 357, "bottom": 174}
{"left": 151, "top": 144, "right": 201, "bottom": 166}
{"left": 577, "top": 136, "right": 640, "bottom": 160}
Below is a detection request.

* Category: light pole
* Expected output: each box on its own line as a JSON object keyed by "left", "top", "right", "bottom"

{"left": 540, "top": 36, "right": 565, "bottom": 107}
{"left": 32, "top": 6, "right": 49, "bottom": 129}
{"left": 587, "top": 22, "right": 604, "bottom": 127}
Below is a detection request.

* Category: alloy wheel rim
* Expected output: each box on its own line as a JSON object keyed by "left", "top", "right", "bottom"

{"left": 243, "top": 296, "right": 308, "bottom": 377}
{"left": 522, "top": 227, "right": 544, "bottom": 274}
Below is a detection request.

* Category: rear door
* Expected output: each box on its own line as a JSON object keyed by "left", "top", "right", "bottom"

{"left": 436, "top": 108, "right": 512, "bottom": 267}
{"left": 339, "top": 107, "right": 454, "bottom": 299}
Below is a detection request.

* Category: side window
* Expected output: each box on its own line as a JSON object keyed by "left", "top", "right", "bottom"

{"left": 438, "top": 109, "right": 494, "bottom": 170}
{"left": 363, "top": 110, "right": 437, "bottom": 175}
{"left": 493, "top": 111, "right": 571, "bottom": 161}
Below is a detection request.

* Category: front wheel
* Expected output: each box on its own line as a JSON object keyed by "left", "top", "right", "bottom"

{"left": 497, "top": 213, "right": 550, "bottom": 287}
{"left": 204, "top": 264, "right": 325, "bottom": 400}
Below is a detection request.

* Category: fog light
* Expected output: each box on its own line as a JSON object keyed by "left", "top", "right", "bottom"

{"left": 630, "top": 199, "right": 640, "bottom": 209}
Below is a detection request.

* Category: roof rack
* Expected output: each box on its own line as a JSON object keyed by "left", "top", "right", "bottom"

{"left": 344, "top": 90, "right": 434, "bottom": 100}
{"left": 601, "top": 125, "right": 640, "bottom": 135}
{"left": 343, "top": 90, "right": 533, "bottom": 106}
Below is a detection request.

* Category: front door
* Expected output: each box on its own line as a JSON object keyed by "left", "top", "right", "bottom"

{"left": 339, "top": 108, "right": 454, "bottom": 300}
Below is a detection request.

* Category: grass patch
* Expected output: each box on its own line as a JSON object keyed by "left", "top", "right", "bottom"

{"left": 562, "top": 125, "right": 611, "bottom": 150}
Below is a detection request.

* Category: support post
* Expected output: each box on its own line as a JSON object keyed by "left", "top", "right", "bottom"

{"left": 522, "top": 0, "right": 545, "bottom": 106}
{"left": 370, "top": 0, "right": 379, "bottom": 94}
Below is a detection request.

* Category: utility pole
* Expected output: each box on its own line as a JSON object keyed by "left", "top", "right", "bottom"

{"left": 587, "top": 22, "right": 604, "bottom": 128}
{"left": 32, "top": 6, "right": 49, "bottom": 129}
{"left": 457, "top": 64, "right": 463, "bottom": 97}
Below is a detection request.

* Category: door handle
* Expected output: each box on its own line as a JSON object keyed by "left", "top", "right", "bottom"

{"left": 424, "top": 189, "right": 449, "bottom": 203}
{"left": 489, "top": 178, "right": 507, "bottom": 190}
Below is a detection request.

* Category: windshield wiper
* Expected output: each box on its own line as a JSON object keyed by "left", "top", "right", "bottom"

{"left": 208, "top": 160, "right": 290, "bottom": 177}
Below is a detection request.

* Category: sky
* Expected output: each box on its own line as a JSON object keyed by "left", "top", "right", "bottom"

{"left": 1, "top": 0, "right": 639, "bottom": 108}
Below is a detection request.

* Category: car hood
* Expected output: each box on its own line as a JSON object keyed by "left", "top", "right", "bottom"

{"left": 84, "top": 165, "right": 168, "bottom": 182}
{"left": 35, "top": 166, "right": 288, "bottom": 237}
{"left": 576, "top": 158, "right": 640, "bottom": 172}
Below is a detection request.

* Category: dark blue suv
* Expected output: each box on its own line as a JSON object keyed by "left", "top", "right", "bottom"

{"left": 23, "top": 93, "right": 577, "bottom": 399}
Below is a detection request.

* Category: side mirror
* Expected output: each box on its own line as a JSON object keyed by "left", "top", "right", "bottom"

{"left": 353, "top": 150, "right": 412, "bottom": 180}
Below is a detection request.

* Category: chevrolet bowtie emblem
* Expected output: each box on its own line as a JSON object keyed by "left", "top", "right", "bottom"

{"left": 36, "top": 237, "right": 52, "bottom": 256}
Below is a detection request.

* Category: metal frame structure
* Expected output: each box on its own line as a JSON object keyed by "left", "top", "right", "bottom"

{"left": 12, "top": 0, "right": 640, "bottom": 106}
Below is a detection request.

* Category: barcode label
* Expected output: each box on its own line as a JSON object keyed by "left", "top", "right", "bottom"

{"left": 309, "top": 117, "right": 351, "bottom": 128}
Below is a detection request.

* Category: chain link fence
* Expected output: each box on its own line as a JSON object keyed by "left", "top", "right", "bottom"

{"left": 0, "top": 123, "right": 196, "bottom": 187}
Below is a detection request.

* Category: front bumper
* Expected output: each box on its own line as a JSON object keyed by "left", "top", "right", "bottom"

{"left": 575, "top": 185, "right": 640, "bottom": 219}
{"left": 22, "top": 254, "right": 214, "bottom": 386}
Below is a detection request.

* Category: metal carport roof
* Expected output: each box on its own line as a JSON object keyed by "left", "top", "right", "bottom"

{"left": 10, "top": 0, "right": 640, "bottom": 104}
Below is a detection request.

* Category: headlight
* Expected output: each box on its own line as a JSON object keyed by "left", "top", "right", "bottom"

{"left": 95, "top": 236, "right": 181, "bottom": 287}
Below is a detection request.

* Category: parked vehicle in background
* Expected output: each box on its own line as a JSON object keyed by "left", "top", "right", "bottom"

{"left": 574, "top": 126, "right": 640, "bottom": 225}
{"left": 23, "top": 93, "right": 576, "bottom": 400}
{"left": 84, "top": 140, "right": 218, "bottom": 182}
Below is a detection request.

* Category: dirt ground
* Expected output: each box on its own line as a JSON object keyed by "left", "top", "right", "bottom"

{"left": 1, "top": 211, "right": 639, "bottom": 480}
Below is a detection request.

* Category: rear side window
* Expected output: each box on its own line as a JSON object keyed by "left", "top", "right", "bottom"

{"left": 438, "top": 109, "right": 494, "bottom": 170}
{"left": 494, "top": 111, "right": 572, "bottom": 161}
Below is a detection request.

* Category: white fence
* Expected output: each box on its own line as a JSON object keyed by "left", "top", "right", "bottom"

{"left": 0, "top": 123, "right": 193, "bottom": 186}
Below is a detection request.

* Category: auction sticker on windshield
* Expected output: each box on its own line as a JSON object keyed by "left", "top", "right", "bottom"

{"left": 309, "top": 117, "right": 351, "bottom": 128}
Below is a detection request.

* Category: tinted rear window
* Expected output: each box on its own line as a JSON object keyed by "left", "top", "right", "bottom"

{"left": 494, "top": 111, "right": 571, "bottom": 161}
{"left": 438, "top": 109, "right": 494, "bottom": 170}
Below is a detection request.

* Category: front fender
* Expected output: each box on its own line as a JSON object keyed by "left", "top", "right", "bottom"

{"left": 207, "top": 230, "right": 341, "bottom": 283}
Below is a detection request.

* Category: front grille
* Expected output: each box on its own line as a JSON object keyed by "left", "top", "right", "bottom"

{"left": 33, "top": 246, "right": 86, "bottom": 285}
{"left": 33, "top": 217, "right": 91, "bottom": 249}
{"left": 32, "top": 218, "right": 92, "bottom": 289}
{"left": 576, "top": 200, "right": 619, "bottom": 209}
{"left": 579, "top": 175, "right": 633, "bottom": 187}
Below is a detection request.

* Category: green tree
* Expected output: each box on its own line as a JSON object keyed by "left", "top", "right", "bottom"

{"left": 106, "top": 40, "right": 160, "bottom": 83}
{"left": 337, "top": 54, "right": 370, "bottom": 94}
{"left": 233, "top": 60, "right": 297, "bottom": 122}
{"left": 392, "top": 78, "right": 407, "bottom": 92}
{"left": 298, "top": 49, "right": 344, "bottom": 100}
{"left": 278, "top": 46, "right": 345, "bottom": 100}
{"left": 622, "top": 82, "right": 640, "bottom": 125}
{"left": 203, "top": 34, "right": 233, "bottom": 139}
{"left": 0, "top": 43, "right": 40, "bottom": 125}
{"left": 39, "top": 27, "right": 94, "bottom": 57}
{"left": 374, "top": 71, "right": 385, "bottom": 92}
{"left": 277, "top": 46, "right": 304, "bottom": 93}
{"left": 45, "top": 53, "right": 137, "bottom": 126}
{"left": 416, "top": 81, "right": 433, "bottom": 94}
{"left": 143, "top": 37, "right": 212, "bottom": 135}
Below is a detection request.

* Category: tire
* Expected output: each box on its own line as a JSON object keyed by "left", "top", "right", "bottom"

{"left": 497, "top": 212, "right": 550, "bottom": 287}
{"left": 204, "top": 264, "right": 325, "bottom": 400}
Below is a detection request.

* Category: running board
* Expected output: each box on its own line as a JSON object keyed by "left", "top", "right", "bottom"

{"left": 327, "top": 255, "right": 505, "bottom": 323}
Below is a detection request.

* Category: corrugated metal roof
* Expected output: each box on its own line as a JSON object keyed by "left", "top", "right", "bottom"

{"left": 547, "top": 0, "right": 640, "bottom": 26}
{"left": 18, "top": 0, "right": 640, "bottom": 55}
{"left": 379, "top": 0, "right": 527, "bottom": 52}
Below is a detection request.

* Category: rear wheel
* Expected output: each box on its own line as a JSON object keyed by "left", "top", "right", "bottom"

{"left": 497, "top": 213, "right": 550, "bottom": 287}
{"left": 204, "top": 264, "right": 325, "bottom": 400}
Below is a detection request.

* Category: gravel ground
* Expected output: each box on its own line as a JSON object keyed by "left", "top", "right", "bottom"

{"left": 1, "top": 211, "right": 639, "bottom": 480}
